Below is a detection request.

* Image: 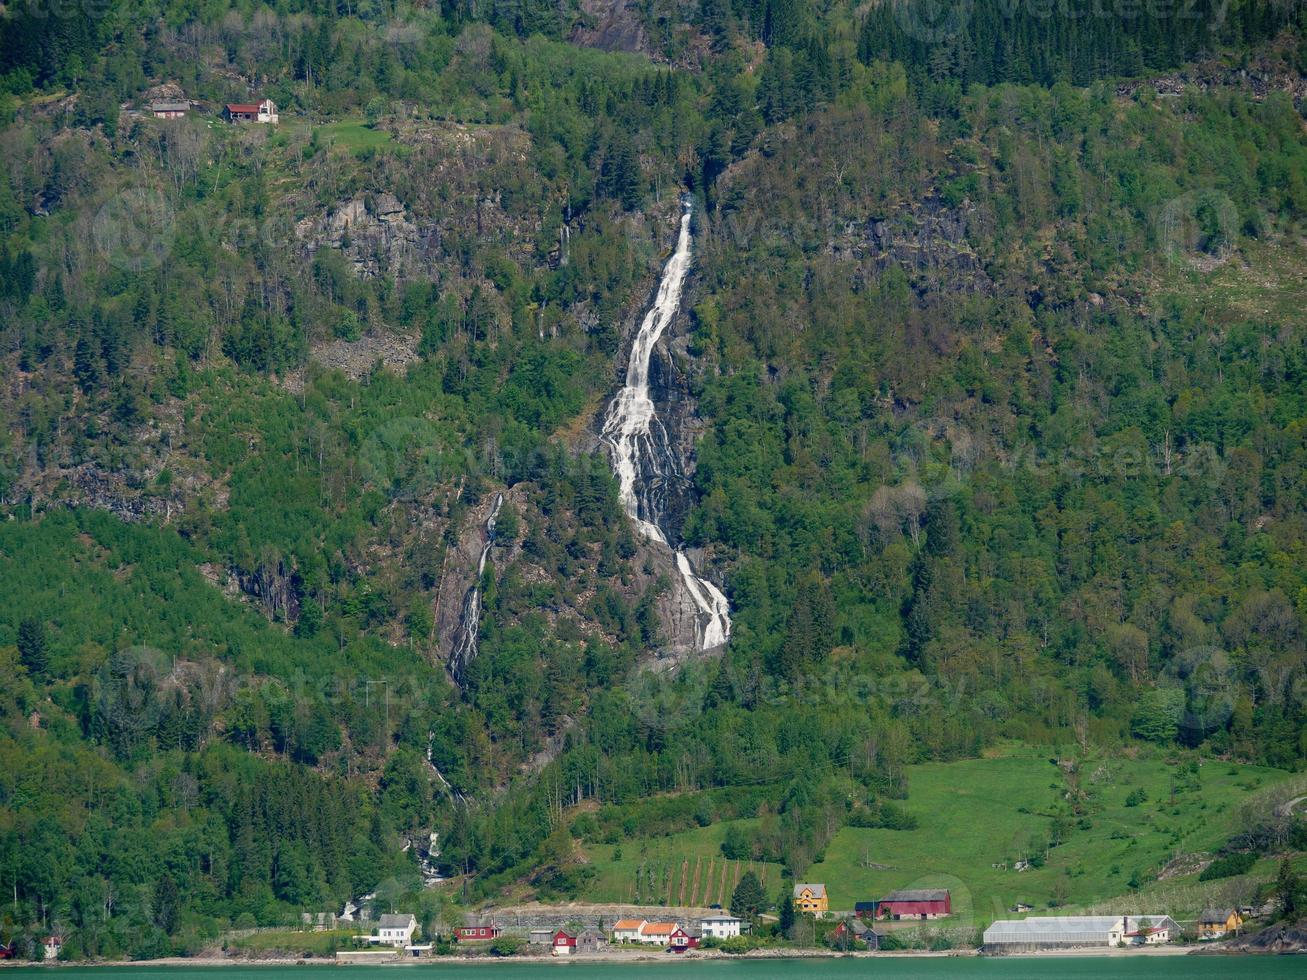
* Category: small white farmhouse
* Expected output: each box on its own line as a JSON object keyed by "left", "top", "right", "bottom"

{"left": 375, "top": 913, "right": 417, "bottom": 947}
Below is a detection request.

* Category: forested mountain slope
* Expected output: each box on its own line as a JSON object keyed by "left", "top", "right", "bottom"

{"left": 0, "top": 0, "right": 1305, "bottom": 957}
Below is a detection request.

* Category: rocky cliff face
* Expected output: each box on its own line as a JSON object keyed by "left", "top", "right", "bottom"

{"left": 831, "top": 197, "right": 994, "bottom": 297}
{"left": 296, "top": 192, "right": 425, "bottom": 278}
{"left": 570, "top": 0, "right": 649, "bottom": 53}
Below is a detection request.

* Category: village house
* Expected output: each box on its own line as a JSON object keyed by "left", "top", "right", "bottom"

{"left": 223, "top": 98, "right": 279, "bottom": 124}
{"left": 669, "top": 926, "right": 700, "bottom": 952}
{"left": 699, "top": 913, "right": 743, "bottom": 939}
{"left": 793, "top": 883, "right": 829, "bottom": 914}
{"left": 831, "top": 918, "right": 880, "bottom": 950}
{"left": 527, "top": 928, "right": 554, "bottom": 945}
{"left": 1123, "top": 915, "right": 1179, "bottom": 945}
{"left": 372, "top": 913, "right": 417, "bottom": 947}
{"left": 1197, "top": 908, "right": 1243, "bottom": 939}
{"left": 453, "top": 923, "right": 501, "bottom": 942}
{"left": 149, "top": 101, "right": 189, "bottom": 119}
{"left": 637, "top": 921, "right": 678, "bottom": 945}
{"left": 551, "top": 929, "right": 576, "bottom": 956}
{"left": 611, "top": 918, "right": 646, "bottom": 943}
{"left": 876, "top": 888, "right": 951, "bottom": 920}
{"left": 576, "top": 928, "right": 608, "bottom": 954}
{"left": 853, "top": 901, "right": 877, "bottom": 919}
{"left": 42, "top": 936, "right": 63, "bottom": 961}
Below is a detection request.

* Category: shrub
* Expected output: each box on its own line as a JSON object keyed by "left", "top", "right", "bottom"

{"left": 1199, "top": 851, "right": 1257, "bottom": 881}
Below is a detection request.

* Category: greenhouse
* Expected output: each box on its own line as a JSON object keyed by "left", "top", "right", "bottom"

{"left": 983, "top": 916, "right": 1126, "bottom": 952}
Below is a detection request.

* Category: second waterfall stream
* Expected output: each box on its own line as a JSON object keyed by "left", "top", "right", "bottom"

{"left": 600, "top": 198, "right": 731, "bottom": 649}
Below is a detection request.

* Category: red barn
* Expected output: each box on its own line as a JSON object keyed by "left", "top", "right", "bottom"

{"left": 454, "top": 924, "right": 501, "bottom": 941}
{"left": 876, "top": 889, "right": 951, "bottom": 920}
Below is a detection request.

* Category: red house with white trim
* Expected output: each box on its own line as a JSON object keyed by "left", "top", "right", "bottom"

{"left": 551, "top": 930, "right": 577, "bottom": 956}
{"left": 669, "top": 927, "right": 699, "bottom": 952}
{"left": 876, "top": 889, "right": 951, "bottom": 920}
{"left": 454, "top": 924, "right": 501, "bottom": 942}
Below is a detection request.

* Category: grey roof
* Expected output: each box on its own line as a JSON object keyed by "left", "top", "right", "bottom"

{"left": 882, "top": 889, "right": 949, "bottom": 902}
{"left": 984, "top": 916, "right": 1123, "bottom": 944}
{"left": 378, "top": 913, "right": 415, "bottom": 928}
{"left": 700, "top": 914, "right": 742, "bottom": 922}
{"left": 1199, "top": 908, "right": 1234, "bottom": 924}
{"left": 794, "top": 883, "right": 827, "bottom": 898}
{"left": 150, "top": 101, "right": 189, "bottom": 112}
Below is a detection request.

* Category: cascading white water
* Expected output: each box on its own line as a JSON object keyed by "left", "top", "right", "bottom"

{"left": 449, "top": 491, "right": 503, "bottom": 678}
{"left": 601, "top": 199, "right": 731, "bottom": 650}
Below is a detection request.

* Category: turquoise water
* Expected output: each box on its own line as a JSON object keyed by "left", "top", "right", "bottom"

{"left": 7, "top": 959, "right": 1300, "bottom": 979}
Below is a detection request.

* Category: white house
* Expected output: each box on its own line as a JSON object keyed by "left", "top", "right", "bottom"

{"left": 373, "top": 913, "right": 417, "bottom": 947}
{"left": 1123, "top": 915, "right": 1179, "bottom": 945}
{"left": 42, "top": 936, "right": 63, "bottom": 961}
{"left": 700, "top": 914, "right": 743, "bottom": 939}
{"left": 611, "top": 918, "right": 646, "bottom": 943}
{"left": 637, "top": 922, "right": 678, "bottom": 945}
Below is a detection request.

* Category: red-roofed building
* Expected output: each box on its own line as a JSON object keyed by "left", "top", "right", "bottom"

{"left": 224, "top": 99, "right": 278, "bottom": 124}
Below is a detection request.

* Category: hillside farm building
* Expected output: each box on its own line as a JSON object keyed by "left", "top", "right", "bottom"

{"left": 223, "top": 99, "right": 278, "bottom": 123}
{"left": 877, "top": 889, "right": 951, "bottom": 919}
{"left": 1198, "top": 908, "right": 1243, "bottom": 939}
{"left": 793, "top": 883, "right": 829, "bottom": 914}
{"left": 149, "top": 101, "right": 189, "bottom": 119}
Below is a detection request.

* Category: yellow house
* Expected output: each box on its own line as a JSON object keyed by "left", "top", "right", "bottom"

{"left": 793, "top": 883, "right": 828, "bottom": 914}
{"left": 1197, "top": 908, "right": 1242, "bottom": 939}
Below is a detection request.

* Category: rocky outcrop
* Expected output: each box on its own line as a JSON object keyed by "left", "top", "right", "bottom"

{"left": 296, "top": 192, "right": 426, "bottom": 278}
{"left": 831, "top": 197, "right": 993, "bottom": 297}
{"left": 1211, "top": 919, "right": 1307, "bottom": 953}
{"left": 570, "top": 0, "right": 648, "bottom": 53}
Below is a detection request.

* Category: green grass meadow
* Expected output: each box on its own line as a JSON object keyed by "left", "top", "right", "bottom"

{"left": 583, "top": 821, "right": 786, "bottom": 907}
{"left": 581, "top": 745, "right": 1296, "bottom": 926}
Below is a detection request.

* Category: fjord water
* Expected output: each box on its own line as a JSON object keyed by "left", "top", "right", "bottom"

{"left": 600, "top": 198, "right": 731, "bottom": 649}
{"left": 15, "top": 959, "right": 1302, "bottom": 979}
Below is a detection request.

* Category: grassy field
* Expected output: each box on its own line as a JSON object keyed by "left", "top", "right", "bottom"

{"left": 581, "top": 820, "right": 785, "bottom": 907}
{"left": 313, "top": 120, "right": 395, "bottom": 152}
{"left": 805, "top": 745, "right": 1291, "bottom": 923}
{"left": 578, "top": 745, "right": 1298, "bottom": 925}
{"left": 227, "top": 928, "right": 365, "bottom": 955}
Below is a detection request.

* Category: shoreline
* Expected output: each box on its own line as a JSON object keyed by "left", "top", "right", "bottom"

{"left": 4, "top": 944, "right": 1217, "bottom": 967}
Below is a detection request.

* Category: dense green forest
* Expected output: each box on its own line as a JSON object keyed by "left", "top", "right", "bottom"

{"left": 0, "top": 0, "right": 1305, "bottom": 960}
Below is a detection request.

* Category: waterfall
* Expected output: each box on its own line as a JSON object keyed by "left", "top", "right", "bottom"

{"left": 600, "top": 198, "right": 731, "bottom": 650}
{"left": 448, "top": 491, "right": 503, "bottom": 679}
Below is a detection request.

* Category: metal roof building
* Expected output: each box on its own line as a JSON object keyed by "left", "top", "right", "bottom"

{"left": 983, "top": 915, "right": 1126, "bottom": 952}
